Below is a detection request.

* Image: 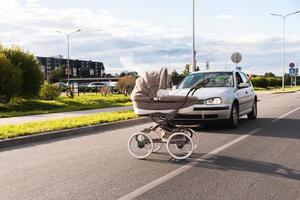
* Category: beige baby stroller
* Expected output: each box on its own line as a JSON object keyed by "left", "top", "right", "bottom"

{"left": 128, "top": 68, "right": 208, "bottom": 160}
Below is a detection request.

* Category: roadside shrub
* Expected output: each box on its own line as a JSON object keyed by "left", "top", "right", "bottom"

{"left": 251, "top": 77, "right": 268, "bottom": 88}
{"left": 268, "top": 77, "right": 280, "bottom": 87}
{"left": 1, "top": 47, "right": 44, "bottom": 98}
{"left": 0, "top": 54, "right": 22, "bottom": 103}
{"left": 39, "top": 81, "right": 61, "bottom": 100}
{"left": 117, "top": 75, "right": 136, "bottom": 96}
{"left": 100, "top": 86, "right": 111, "bottom": 96}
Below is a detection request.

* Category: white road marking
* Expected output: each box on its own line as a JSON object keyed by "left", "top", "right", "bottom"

{"left": 119, "top": 106, "right": 300, "bottom": 200}
{"left": 272, "top": 107, "right": 300, "bottom": 123}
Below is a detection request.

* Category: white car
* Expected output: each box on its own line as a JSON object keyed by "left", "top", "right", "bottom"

{"left": 87, "top": 82, "right": 107, "bottom": 88}
{"left": 170, "top": 70, "right": 257, "bottom": 128}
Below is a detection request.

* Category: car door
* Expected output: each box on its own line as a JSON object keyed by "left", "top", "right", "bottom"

{"left": 234, "top": 72, "right": 248, "bottom": 115}
{"left": 239, "top": 72, "right": 254, "bottom": 113}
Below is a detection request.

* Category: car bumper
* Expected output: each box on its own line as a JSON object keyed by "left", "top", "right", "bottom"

{"left": 172, "top": 105, "right": 231, "bottom": 124}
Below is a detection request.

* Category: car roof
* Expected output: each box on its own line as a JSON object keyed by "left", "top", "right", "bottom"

{"left": 190, "top": 69, "right": 243, "bottom": 75}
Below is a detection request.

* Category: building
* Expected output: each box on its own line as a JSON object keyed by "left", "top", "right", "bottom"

{"left": 37, "top": 56, "right": 105, "bottom": 80}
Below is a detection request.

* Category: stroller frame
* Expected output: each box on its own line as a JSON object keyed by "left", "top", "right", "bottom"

{"left": 128, "top": 78, "right": 207, "bottom": 160}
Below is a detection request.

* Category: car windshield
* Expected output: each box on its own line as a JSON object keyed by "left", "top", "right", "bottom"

{"left": 177, "top": 72, "right": 234, "bottom": 89}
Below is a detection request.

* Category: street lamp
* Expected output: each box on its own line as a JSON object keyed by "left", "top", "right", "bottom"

{"left": 270, "top": 11, "right": 300, "bottom": 89}
{"left": 57, "top": 29, "right": 82, "bottom": 85}
{"left": 161, "top": 50, "right": 179, "bottom": 70}
{"left": 192, "top": 0, "right": 197, "bottom": 72}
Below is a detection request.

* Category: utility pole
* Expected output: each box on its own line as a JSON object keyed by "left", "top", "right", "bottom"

{"left": 192, "top": 0, "right": 197, "bottom": 72}
{"left": 57, "top": 29, "right": 82, "bottom": 85}
{"left": 271, "top": 11, "right": 300, "bottom": 89}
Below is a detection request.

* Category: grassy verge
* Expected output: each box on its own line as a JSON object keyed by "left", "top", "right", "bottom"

{"left": 0, "top": 110, "right": 137, "bottom": 139}
{"left": 255, "top": 86, "right": 300, "bottom": 93}
{"left": 0, "top": 94, "right": 132, "bottom": 118}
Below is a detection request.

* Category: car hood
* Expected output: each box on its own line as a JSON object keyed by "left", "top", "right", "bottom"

{"left": 169, "top": 87, "right": 233, "bottom": 99}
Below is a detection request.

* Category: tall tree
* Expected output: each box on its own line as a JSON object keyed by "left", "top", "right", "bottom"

{"left": 182, "top": 64, "right": 190, "bottom": 77}
{"left": 1, "top": 47, "right": 43, "bottom": 98}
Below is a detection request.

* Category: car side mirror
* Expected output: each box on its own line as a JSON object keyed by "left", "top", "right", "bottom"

{"left": 172, "top": 85, "right": 177, "bottom": 90}
{"left": 238, "top": 83, "right": 249, "bottom": 89}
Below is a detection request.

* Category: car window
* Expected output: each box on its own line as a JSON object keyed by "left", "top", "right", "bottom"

{"left": 235, "top": 72, "right": 244, "bottom": 85}
{"left": 240, "top": 72, "right": 249, "bottom": 83}
{"left": 177, "top": 72, "right": 234, "bottom": 89}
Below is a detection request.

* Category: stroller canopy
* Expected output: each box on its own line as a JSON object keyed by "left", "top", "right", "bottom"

{"left": 131, "top": 68, "right": 198, "bottom": 114}
{"left": 131, "top": 67, "right": 169, "bottom": 101}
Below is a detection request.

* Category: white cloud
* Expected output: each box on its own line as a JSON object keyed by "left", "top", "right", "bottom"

{"left": 218, "top": 14, "right": 236, "bottom": 20}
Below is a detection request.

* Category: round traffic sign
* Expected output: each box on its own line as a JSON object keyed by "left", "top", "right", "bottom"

{"left": 231, "top": 52, "right": 242, "bottom": 64}
{"left": 289, "top": 63, "right": 295, "bottom": 68}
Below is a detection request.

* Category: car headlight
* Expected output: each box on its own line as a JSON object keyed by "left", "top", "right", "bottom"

{"left": 206, "top": 97, "right": 222, "bottom": 105}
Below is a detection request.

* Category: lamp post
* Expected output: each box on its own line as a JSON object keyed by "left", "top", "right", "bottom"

{"left": 192, "top": 0, "right": 196, "bottom": 72}
{"left": 57, "top": 29, "right": 82, "bottom": 85}
{"left": 270, "top": 11, "right": 300, "bottom": 89}
{"left": 161, "top": 50, "right": 179, "bottom": 70}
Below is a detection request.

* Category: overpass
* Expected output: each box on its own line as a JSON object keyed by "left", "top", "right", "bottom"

{"left": 61, "top": 77, "right": 120, "bottom": 83}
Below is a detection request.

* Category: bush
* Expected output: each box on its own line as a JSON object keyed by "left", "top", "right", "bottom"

{"left": 100, "top": 86, "right": 111, "bottom": 96}
{"left": 0, "top": 54, "right": 22, "bottom": 103}
{"left": 117, "top": 75, "right": 137, "bottom": 96}
{"left": 268, "top": 77, "right": 281, "bottom": 87}
{"left": 251, "top": 77, "right": 269, "bottom": 88}
{"left": 39, "top": 81, "right": 61, "bottom": 100}
{"left": 1, "top": 47, "right": 44, "bottom": 98}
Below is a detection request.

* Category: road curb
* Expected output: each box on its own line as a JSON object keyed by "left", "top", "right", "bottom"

{"left": 272, "top": 91, "right": 299, "bottom": 94}
{"left": 0, "top": 117, "right": 151, "bottom": 150}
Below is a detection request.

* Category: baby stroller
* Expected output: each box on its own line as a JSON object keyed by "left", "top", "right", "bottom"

{"left": 128, "top": 68, "right": 209, "bottom": 160}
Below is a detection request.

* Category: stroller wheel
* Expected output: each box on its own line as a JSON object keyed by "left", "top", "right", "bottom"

{"left": 147, "top": 130, "right": 163, "bottom": 153}
{"left": 185, "top": 128, "right": 199, "bottom": 150}
{"left": 128, "top": 132, "right": 154, "bottom": 159}
{"left": 166, "top": 132, "right": 194, "bottom": 160}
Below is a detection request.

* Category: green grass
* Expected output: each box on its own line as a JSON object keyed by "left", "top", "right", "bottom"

{"left": 255, "top": 86, "right": 300, "bottom": 93}
{"left": 0, "top": 94, "right": 132, "bottom": 118}
{"left": 0, "top": 110, "right": 137, "bottom": 139}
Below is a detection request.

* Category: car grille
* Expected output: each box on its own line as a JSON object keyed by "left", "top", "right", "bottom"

{"left": 173, "top": 114, "right": 202, "bottom": 120}
{"left": 197, "top": 99, "right": 205, "bottom": 104}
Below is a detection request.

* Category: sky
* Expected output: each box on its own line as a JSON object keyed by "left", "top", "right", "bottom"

{"left": 0, "top": 0, "right": 300, "bottom": 75}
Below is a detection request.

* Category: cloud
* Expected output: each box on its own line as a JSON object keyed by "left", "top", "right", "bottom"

{"left": 0, "top": 0, "right": 299, "bottom": 76}
{"left": 218, "top": 14, "right": 236, "bottom": 20}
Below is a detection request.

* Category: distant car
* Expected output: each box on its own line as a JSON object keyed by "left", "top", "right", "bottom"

{"left": 55, "top": 82, "right": 68, "bottom": 91}
{"left": 170, "top": 70, "right": 257, "bottom": 128}
{"left": 87, "top": 82, "right": 107, "bottom": 88}
{"left": 107, "top": 81, "right": 118, "bottom": 93}
{"left": 79, "top": 83, "right": 89, "bottom": 87}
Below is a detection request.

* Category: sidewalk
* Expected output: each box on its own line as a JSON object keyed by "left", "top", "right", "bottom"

{"left": 0, "top": 106, "right": 133, "bottom": 126}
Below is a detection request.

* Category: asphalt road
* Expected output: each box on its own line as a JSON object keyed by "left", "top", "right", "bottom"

{"left": 0, "top": 92, "right": 299, "bottom": 200}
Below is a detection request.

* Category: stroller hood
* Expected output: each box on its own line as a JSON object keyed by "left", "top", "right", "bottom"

{"left": 131, "top": 68, "right": 169, "bottom": 101}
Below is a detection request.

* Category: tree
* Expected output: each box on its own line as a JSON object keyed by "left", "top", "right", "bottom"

{"left": 0, "top": 53, "right": 22, "bottom": 103}
{"left": 182, "top": 64, "right": 190, "bottom": 77}
{"left": 264, "top": 72, "right": 276, "bottom": 77}
{"left": 49, "top": 65, "right": 66, "bottom": 83}
{"left": 1, "top": 47, "right": 43, "bottom": 98}
{"left": 117, "top": 75, "right": 136, "bottom": 96}
{"left": 170, "top": 70, "right": 185, "bottom": 86}
{"left": 119, "top": 71, "right": 138, "bottom": 77}
{"left": 81, "top": 67, "right": 90, "bottom": 78}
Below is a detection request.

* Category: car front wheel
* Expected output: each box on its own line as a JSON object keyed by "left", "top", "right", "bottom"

{"left": 228, "top": 104, "right": 239, "bottom": 128}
